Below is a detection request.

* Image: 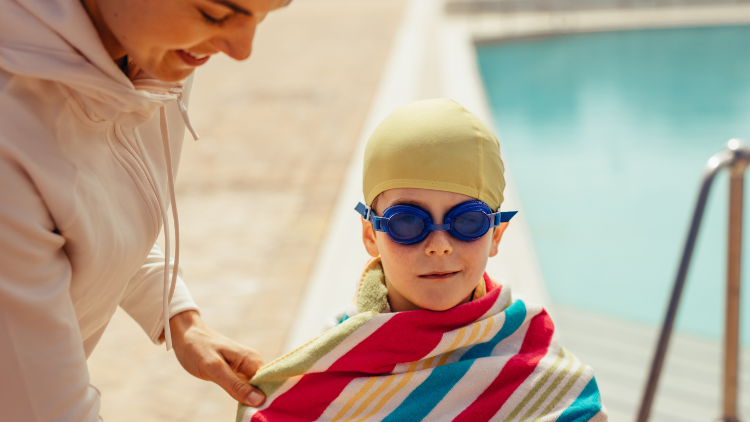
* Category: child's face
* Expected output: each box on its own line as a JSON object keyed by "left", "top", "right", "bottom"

{"left": 361, "top": 188, "right": 507, "bottom": 312}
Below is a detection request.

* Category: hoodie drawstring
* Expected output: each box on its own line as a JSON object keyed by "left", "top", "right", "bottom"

{"left": 176, "top": 96, "right": 200, "bottom": 141}
{"left": 158, "top": 106, "right": 180, "bottom": 350}
{"left": 158, "top": 93, "right": 199, "bottom": 351}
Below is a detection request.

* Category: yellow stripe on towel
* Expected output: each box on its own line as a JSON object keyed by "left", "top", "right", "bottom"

{"left": 354, "top": 361, "right": 420, "bottom": 422}
{"left": 477, "top": 317, "right": 495, "bottom": 344}
{"left": 331, "top": 377, "right": 378, "bottom": 422}
{"left": 503, "top": 347, "right": 566, "bottom": 422}
{"left": 520, "top": 349, "right": 577, "bottom": 422}
{"left": 434, "top": 317, "right": 494, "bottom": 369}
{"left": 463, "top": 319, "right": 482, "bottom": 346}
{"left": 533, "top": 353, "right": 586, "bottom": 422}
{"left": 420, "top": 356, "right": 437, "bottom": 370}
{"left": 435, "top": 326, "right": 468, "bottom": 367}
{"left": 342, "top": 375, "right": 397, "bottom": 422}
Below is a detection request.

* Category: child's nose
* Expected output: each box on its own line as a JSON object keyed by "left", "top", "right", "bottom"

{"left": 424, "top": 231, "right": 453, "bottom": 256}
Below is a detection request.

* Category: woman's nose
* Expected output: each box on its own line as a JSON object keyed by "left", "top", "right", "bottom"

{"left": 424, "top": 231, "right": 453, "bottom": 256}
{"left": 211, "top": 22, "right": 257, "bottom": 61}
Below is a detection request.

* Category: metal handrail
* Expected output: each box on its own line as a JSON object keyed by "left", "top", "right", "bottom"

{"left": 637, "top": 139, "right": 750, "bottom": 422}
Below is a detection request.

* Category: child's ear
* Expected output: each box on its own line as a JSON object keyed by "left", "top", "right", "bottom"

{"left": 488, "top": 222, "right": 509, "bottom": 257}
{"left": 361, "top": 217, "right": 380, "bottom": 257}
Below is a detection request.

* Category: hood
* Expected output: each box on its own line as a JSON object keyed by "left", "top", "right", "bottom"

{"left": 0, "top": 0, "right": 183, "bottom": 127}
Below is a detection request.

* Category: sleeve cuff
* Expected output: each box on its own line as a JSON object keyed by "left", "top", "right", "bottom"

{"left": 147, "top": 276, "right": 200, "bottom": 344}
{"left": 120, "top": 272, "right": 200, "bottom": 345}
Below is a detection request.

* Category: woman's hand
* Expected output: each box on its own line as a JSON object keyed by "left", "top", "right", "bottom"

{"left": 166, "top": 310, "right": 266, "bottom": 407}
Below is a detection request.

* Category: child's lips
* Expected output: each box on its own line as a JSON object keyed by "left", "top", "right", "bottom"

{"left": 419, "top": 271, "right": 459, "bottom": 279}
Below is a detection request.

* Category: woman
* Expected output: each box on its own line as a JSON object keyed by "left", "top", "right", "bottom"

{"left": 0, "top": 0, "right": 290, "bottom": 420}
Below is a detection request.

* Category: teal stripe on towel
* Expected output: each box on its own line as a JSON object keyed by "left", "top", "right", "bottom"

{"left": 557, "top": 377, "right": 603, "bottom": 422}
{"left": 381, "top": 300, "right": 527, "bottom": 422}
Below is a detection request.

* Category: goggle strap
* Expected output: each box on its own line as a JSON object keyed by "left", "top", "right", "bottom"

{"left": 356, "top": 202, "right": 389, "bottom": 232}
{"left": 499, "top": 211, "right": 518, "bottom": 224}
{"left": 355, "top": 202, "right": 371, "bottom": 220}
{"left": 490, "top": 211, "right": 519, "bottom": 226}
{"left": 372, "top": 217, "right": 387, "bottom": 231}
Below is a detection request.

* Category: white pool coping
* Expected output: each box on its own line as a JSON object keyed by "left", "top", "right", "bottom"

{"left": 454, "top": 3, "right": 750, "bottom": 43}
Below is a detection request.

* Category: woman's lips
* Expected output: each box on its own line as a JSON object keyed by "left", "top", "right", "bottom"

{"left": 419, "top": 271, "right": 459, "bottom": 279}
{"left": 176, "top": 50, "right": 211, "bottom": 67}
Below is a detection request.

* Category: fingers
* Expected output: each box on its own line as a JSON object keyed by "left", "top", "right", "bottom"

{"left": 210, "top": 359, "right": 266, "bottom": 407}
{"left": 224, "top": 345, "right": 265, "bottom": 380}
{"left": 168, "top": 316, "right": 267, "bottom": 407}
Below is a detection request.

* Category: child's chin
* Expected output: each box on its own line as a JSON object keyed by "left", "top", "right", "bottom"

{"left": 419, "top": 300, "right": 463, "bottom": 312}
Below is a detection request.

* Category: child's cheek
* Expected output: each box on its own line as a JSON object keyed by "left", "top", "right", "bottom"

{"left": 386, "top": 240, "right": 421, "bottom": 268}
{"left": 379, "top": 234, "right": 409, "bottom": 255}
{"left": 456, "top": 234, "right": 492, "bottom": 267}
{"left": 377, "top": 236, "right": 418, "bottom": 274}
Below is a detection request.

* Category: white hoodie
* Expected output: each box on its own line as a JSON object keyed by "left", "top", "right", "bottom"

{"left": 0, "top": 0, "right": 201, "bottom": 420}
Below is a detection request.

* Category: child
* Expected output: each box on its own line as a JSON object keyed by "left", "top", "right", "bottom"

{"left": 237, "top": 99, "right": 607, "bottom": 422}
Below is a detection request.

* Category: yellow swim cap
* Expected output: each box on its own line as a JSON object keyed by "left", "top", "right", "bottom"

{"left": 363, "top": 99, "right": 505, "bottom": 210}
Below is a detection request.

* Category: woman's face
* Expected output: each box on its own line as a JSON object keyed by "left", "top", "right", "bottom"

{"left": 84, "top": 0, "right": 289, "bottom": 82}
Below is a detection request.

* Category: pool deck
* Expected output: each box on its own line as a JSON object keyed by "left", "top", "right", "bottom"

{"left": 557, "top": 306, "right": 750, "bottom": 421}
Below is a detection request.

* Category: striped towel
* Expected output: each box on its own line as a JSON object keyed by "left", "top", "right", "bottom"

{"left": 237, "top": 261, "right": 606, "bottom": 422}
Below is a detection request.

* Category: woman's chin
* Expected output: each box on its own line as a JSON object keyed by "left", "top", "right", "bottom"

{"left": 157, "top": 67, "right": 195, "bottom": 83}
{"left": 140, "top": 60, "right": 195, "bottom": 83}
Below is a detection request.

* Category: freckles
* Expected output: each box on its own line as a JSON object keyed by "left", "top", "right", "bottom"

{"left": 392, "top": 243, "right": 419, "bottom": 262}
{"left": 456, "top": 240, "right": 490, "bottom": 266}
{"left": 466, "top": 235, "right": 492, "bottom": 251}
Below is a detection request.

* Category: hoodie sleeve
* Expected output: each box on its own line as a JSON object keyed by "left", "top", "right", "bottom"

{"left": 0, "top": 156, "right": 102, "bottom": 422}
{"left": 119, "top": 243, "right": 201, "bottom": 344}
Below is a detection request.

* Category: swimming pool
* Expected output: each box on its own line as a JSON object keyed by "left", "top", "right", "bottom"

{"left": 476, "top": 25, "right": 750, "bottom": 345}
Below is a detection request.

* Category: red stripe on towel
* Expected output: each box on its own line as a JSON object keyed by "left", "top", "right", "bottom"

{"left": 251, "top": 372, "right": 358, "bottom": 422}
{"left": 453, "top": 309, "right": 555, "bottom": 422}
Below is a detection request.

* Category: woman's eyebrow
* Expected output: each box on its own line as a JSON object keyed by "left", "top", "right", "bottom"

{"left": 210, "top": 0, "right": 252, "bottom": 16}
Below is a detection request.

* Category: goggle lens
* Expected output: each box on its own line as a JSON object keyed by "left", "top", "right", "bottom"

{"left": 453, "top": 211, "right": 489, "bottom": 238}
{"left": 389, "top": 213, "right": 426, "bottom": 240}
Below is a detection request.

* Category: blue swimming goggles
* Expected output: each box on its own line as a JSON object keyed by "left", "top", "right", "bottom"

{"left": 355, "top": 200, "right": 518, "bottom": 245}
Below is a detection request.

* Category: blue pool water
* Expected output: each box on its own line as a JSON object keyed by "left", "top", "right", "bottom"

{"left": 476, "top": 25, "right": 750, "bottom": 344}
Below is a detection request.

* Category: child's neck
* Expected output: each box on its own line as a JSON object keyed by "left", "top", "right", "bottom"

{"left": 385, "top": 278, "right": 422, "bottom": 312}
{"left": 384, "top": 275, "right": 475, "bottom": 312}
